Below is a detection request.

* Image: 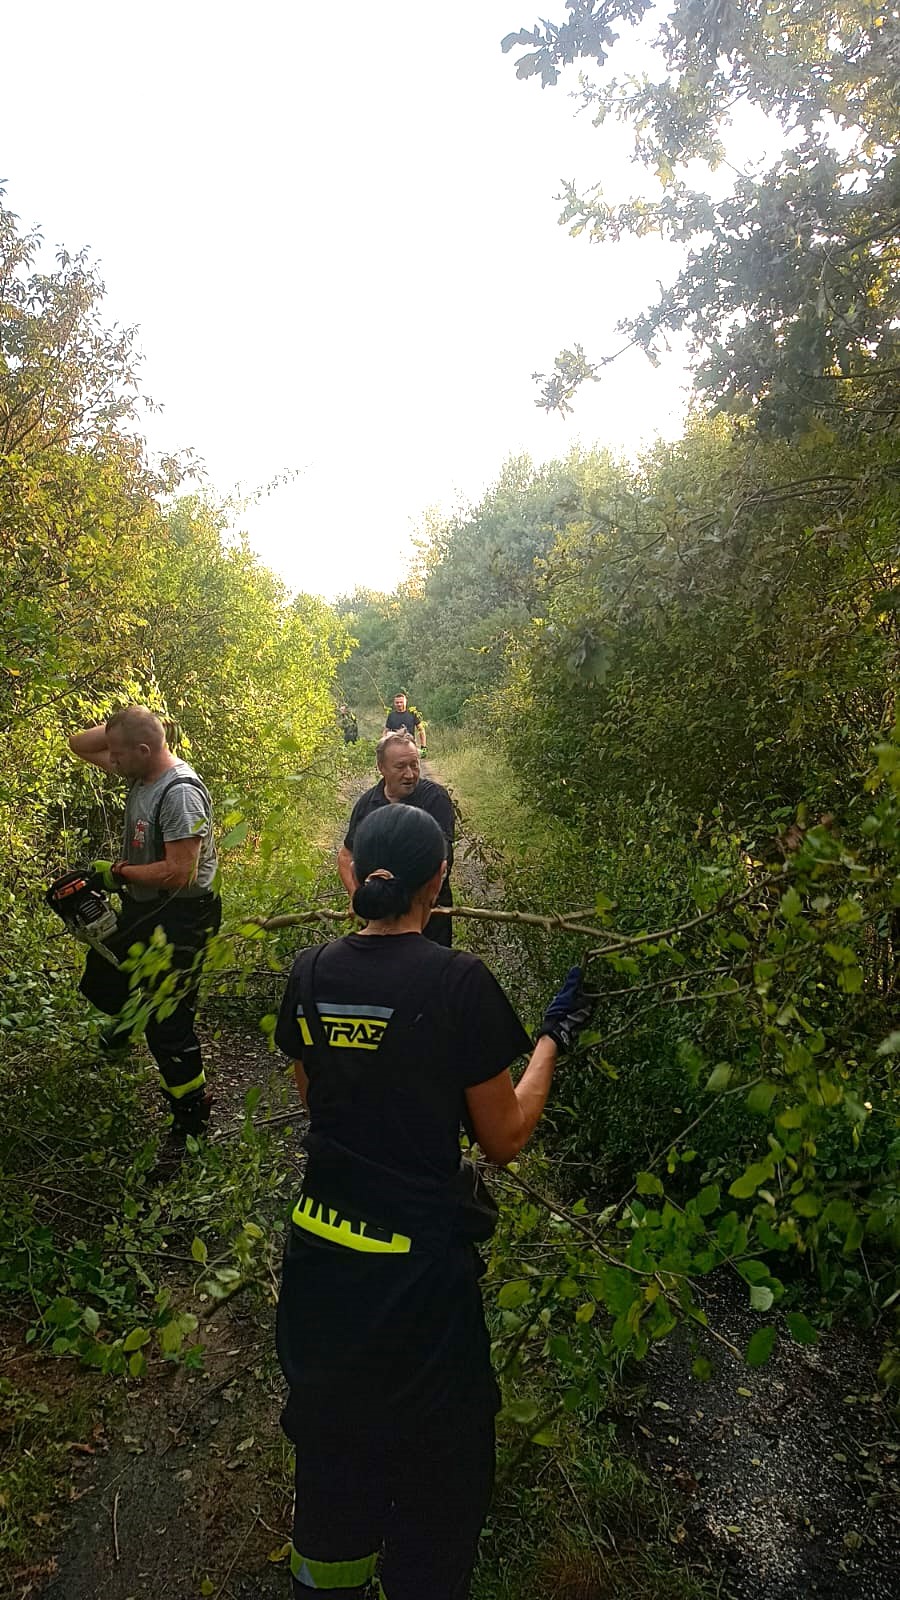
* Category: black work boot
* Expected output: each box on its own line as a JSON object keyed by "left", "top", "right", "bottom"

{"left": 172, "top": 1089, "right": 213, "bottom": 1138}
{"left": 98, "top": 1022, "right": 133, "bottom": 1054}
{"left": 151, "top": 1091, "right": 213, "bottom": 1181}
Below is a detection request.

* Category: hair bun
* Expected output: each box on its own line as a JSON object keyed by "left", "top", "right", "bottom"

{"left": 353, "top": 875, "right": 412, "bottom": 921}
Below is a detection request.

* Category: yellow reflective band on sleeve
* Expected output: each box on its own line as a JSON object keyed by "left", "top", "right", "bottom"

{"left": 291, "top": 1195, "right": 411, "bottom": 1255}
{"left": 163, "top": 1071, "right": 206, "bottom": 1100}
{"left": 290, "top": 1544, "right": 378, "bottom": 1588}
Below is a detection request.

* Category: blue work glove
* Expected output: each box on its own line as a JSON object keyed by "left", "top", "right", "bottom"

{"left": 537, "top": 966, "right": 593, "bottom": 1053}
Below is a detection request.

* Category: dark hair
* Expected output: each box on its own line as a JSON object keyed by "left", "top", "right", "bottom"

{"left": 352, "top": 805, "right": 445, "bottom": 922}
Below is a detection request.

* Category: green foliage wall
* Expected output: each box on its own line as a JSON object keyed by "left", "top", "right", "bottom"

{"left": 0, "top": 192, "right": 349, "bottom": 897}
{"left": 337, "top": 449, "right": 625, "bottom": 724}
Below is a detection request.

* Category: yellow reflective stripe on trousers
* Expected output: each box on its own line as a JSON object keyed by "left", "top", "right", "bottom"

{"left": 163, "top": 1070, "right": 206, "bottom": 1100}
{"left": 290, "top": 1544, "right": 378, "bottom": 1588}
{"left": 291, "top": 1195, "right": 411, "bottom": 1255}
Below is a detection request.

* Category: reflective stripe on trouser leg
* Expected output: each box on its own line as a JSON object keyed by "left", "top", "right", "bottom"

{"left": 155, "top": 1043, "right": 205, "bottom": 1099}
{"left": 290, "top": 1544, "right": 378, "bottom": 1589}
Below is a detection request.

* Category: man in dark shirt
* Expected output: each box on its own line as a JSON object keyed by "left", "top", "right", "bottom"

{"left": 384, "top": 690, "right": 425, "bottom": 755}
{"left": 337, "top": 733, "right": 455, "bottom": 945}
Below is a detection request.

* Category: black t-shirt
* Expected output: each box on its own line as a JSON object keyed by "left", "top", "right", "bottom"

{"left": 276, "top": 933, "right": 528, "bottom": 1178}
{"left": 384, "top": 708, "right": 420, "bottom": 737}
{"left": 275, "top": 933, "right": 531, "bottom": 1432}
{"left": 344, "top": 778, "right": 454, "bottom": 903}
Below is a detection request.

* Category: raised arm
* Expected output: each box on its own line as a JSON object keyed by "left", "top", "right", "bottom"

{"left": 465, "top": 1037, "right": 558, "bottom": 1165}
{"left": 68, "top": 724, "right": 115, "bottom": 773}
{"left": 464, "top": 966, "right": 592, "bottom": 1166}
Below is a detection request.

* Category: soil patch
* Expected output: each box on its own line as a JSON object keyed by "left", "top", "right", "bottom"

{"left": 623, "top": 1273, "right": 899, "bottom": 1600}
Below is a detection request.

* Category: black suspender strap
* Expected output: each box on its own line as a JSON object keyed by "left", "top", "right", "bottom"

{"left": 296, "top": 947, "right": 327, "bottom": 1056}
{"left": 151, "top": 773, "right": 211, "bottom": 857}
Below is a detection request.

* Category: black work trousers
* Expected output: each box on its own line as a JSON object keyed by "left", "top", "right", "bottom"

{"left": 289, "top": 1412, "right": 495, "bottom": 1600}
{"left": 79, "top": 892, "right": 221, "bottom": 1109}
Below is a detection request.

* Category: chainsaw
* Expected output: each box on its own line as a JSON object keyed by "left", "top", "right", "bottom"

{"left": 46, "top": 868, "right": 120, "bottom": 966}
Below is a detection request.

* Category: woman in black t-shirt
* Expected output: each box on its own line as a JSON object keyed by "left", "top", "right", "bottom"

{"left": 275, "top": 805, "right": 591, "bottom": 1600}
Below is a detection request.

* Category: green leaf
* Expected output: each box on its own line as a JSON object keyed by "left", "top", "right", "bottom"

{"left": 45, "top": 1296, "right": 80, "bottom": 1329}
{"left": 82, "top": 1306, "right": 100, "bottom": 1335}
{"left": 636, "top": 1170, "right": 664, "bottom": 1196}
{"left": 729, "top": 1161, "right": 769, "bottom": 1200}
{"left": 746, "top": 1081, "right": 777, "bottom": 1114}
{"left": 692, "top": 1356, "right": 713, "bottom": 1381}
{"left": 123, "top": 1327, "right": 151, "bottom": 1352}
{"left": 575, "top": 1300, "right": 596, "bottom": 1324}
{"left": 220, "top": 819, "right": 250, "bottom": 850}
{"left": 792, "top": 1191, "right": 821, "bottom": 1218}
{"left": 779, "top": 887, "right": 802, "bottom": 921}
{"left": 530, "top": 1428, "right": 558, "bottom": 1446}
{"left": 191, "top": 1236, "right": 208, "bottom": 1265}
{"left": 128, "top": 1350, "right": 147, "bottom": 1379}
{"left": 745, "top": 1326, "right": 776, "bottom": 1367}
{"left": 696, "top": 1183, "right": 720, "bottom": 1216}
{"left": 497, "top": 1280, "right": 531, "bottom": 1310}
{"left": 776, "top": 1104, "right": 807, "bottom": 1129}
{"left": 843, "top": 1217, "right": 865, "bottom": 1254}
{"left": 158, "top": 1319, "right": 185, "bottom": 1355}
{"left": 706, "top": 1062, "right": 732, "bottom": 1092}
{"left": 786, "top": 1312, "right": 818, "bottom": 1345}
{"left": 838, "top": 966, "right": 864, "bottom": 994}
{"left": 504, "top": 1398, "right": 540, "bottom": 1425}
{"left": 749, "top": 1284, "right": 774, "bottom": 1312}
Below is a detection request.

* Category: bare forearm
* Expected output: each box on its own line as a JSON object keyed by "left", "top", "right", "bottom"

{"left": 69, "top": 725, "right": 109, "bottom": 758}
{"left": 293, "top": 1060, "right": 309, "bottom": 1108}
{"left": 511, "top": 1036, "right": 558, "bottom": 1148}
{"left": 117, "top": 859, "right": 192, "bottom": 892}
{"left": 337, "top": 846, "right": 356, "bottom": 896}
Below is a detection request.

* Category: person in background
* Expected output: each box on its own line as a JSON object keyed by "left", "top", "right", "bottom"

{"left": 337, "top": 732, "right": 454, "bottom": 945}
{"left": 68, "top": 705, "right": 221, "bottom": 1140}
{"left": 338, "top": 704, "right": 359, "bottom": 744}
{"left": 383, "top": 690, "right": 425, "bottom": 757}
{"left": 275, "top": 803, "right": 592, "bottom": 1600}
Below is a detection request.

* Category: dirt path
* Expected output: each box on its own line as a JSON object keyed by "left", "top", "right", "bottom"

{"left": 627, "top": 1274, "right": 899, "bottom": 1599}
{"left": 23, "top": 1023, "right": 304, "bottom": 1600}
{"left": 11, "top": 763, "right": 898, "bottom": 1600}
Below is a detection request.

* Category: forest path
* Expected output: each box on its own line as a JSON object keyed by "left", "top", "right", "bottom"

{"left": 12, "top": 758, "right": 897, "bottom": 1600}
{"left": 29, "top": 1021, "right": 301, "bottom": 1600}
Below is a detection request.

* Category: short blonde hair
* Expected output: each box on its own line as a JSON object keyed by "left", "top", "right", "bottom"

{"left": 105, "top": 704, "right": 166, "bottom": 749}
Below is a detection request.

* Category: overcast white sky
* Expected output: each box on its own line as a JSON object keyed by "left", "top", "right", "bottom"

{"left": 2, "top": 1, "right": 695, "bottom": 597}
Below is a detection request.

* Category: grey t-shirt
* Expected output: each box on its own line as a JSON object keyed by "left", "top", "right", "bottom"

{"left": 121, "top": 760, "right": 218, "bottom": 902}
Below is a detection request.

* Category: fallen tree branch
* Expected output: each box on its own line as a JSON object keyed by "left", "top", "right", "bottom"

{"left": 241, "top": 871, "right": 783, "bottom": 951}
{"left": 246, "top": 904, "right": 611, "bottom": 938}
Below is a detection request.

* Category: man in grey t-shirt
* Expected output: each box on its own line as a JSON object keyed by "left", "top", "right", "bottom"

{"left": 69, "top": 705, "right": 222, "bottom": 1140}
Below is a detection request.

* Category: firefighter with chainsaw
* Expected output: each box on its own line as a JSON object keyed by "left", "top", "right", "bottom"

{"left": 62, "top": 706, "right": 221, "bottom": 1138}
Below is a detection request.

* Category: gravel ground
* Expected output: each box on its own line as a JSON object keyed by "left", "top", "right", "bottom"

{"left": 625, "top": 1274, "right": 899, "bottom": 1600}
